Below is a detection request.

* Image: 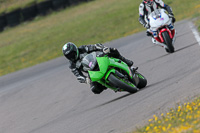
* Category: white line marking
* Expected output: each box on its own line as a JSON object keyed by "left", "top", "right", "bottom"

{"left": 190, "top": 23, "right": 200, "bottom": 46}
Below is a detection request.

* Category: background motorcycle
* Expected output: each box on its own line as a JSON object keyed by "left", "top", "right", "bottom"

{"left": 81, "top": 52, "right": 147, "bottom": 93}
{"left": 148, "top": 9, "right": 176, "bottom": 53}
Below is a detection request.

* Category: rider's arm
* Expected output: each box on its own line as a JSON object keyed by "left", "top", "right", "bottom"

{"left": 155, "top": 0, "right": 173, "bottom": 14}
{"left": 69, "top": 61, "right": 86, "bottom": 78}
{"left": 79, "top": 43, "right": 105, "bottom": 53}
{"left": 164, "top": 4, "right": 173, "bottom": 15}
{"left": 138, "top": 3, "right": 147, "bottom": 27}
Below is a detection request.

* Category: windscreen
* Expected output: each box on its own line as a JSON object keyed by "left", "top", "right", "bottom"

{"left": 81, "top": 52, "right": 97, "bottom": 71}
{"left": 151, "top": 9, "right": 161, "bottom": 20}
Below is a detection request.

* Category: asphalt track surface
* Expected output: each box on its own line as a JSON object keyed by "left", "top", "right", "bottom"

{"left": 0, "top": 20, "right": 200, "bottom": 133}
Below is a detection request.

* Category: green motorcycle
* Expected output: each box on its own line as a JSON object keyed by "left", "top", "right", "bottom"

{"left": 82, "top": 52, "right": 147, "bottom": 93}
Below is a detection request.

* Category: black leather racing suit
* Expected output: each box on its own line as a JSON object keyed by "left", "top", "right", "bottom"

{"left": 68, "top": 43, "right": 132, "bottom": 94}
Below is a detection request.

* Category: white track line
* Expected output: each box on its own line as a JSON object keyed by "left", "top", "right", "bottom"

{"left": 190, "top": 23, "right": 200, "bottom": 46}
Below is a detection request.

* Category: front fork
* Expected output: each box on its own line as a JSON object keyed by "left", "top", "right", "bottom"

{"left": 152, "top": 38, "right": 168, "bottom": 48}
{"left": 152, "top": 27, "right": 176, "bottom": 47}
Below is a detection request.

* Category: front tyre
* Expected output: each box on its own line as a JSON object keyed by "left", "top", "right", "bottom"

{"left": 162, "top": 31, "right": 174, "bottom": 53}
{"left": 135, "top": 72, "right": 147, "bottom": 89}
{"left": 108, "top": 74, "right": 138, "bottom": 93}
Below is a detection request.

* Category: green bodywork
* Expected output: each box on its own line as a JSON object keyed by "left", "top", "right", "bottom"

{"left": 88, "top": 56, "right": 134, "bottom": 91}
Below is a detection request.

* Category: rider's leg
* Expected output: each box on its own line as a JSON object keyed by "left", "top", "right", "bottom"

{"left": 152, "top": 38, "right": 168, "bottom": 48}
{"left": 168, "top": 23, "right": 177, "bottom": 45}
{"left": 151, "top": 31, "right": 166, "bottom": 47}
{"left": 109, "top": 48, "right": 133, "bottom": 67}
{"left": 90, "top": 82, "right": 106, "bottom": 94}
{"left": 168, "top": 23, "right": 176, "bottom": 36}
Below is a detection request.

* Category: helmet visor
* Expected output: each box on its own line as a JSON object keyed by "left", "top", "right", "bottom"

{"left": 65, "top": 51, "right": 77, "bottom": 61}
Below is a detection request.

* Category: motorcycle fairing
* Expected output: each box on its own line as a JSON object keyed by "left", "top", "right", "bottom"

{"left": 88, "top": 56, "right": 134, "bottom": 91}
{"left": 88, "top": 57, "right": 132, "bottom": 82}
{"left": 149, "top": 9, "right": 171, "bottom": 31}
{"left": 158, "top": 28, "right": 173, "bottom": 43}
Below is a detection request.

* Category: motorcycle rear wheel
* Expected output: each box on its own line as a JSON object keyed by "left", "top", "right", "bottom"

{"left": 108, "top": 74, "right": 138, "bottom": 93}
{"left": 162, "top": 31, "right": 174, "bottom": 53}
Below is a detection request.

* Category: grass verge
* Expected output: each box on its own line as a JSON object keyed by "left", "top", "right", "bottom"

{"left": 133, "top": 96, "right": 200, "bottom": 133}
{"left": 0, "top": 0, "right": 200, "bottom": 76}
{"left": 0, "top": 0, "right": 36, "bottom": 13}
{"left": 194, "top": 18, "right": 200, "bottom": 32}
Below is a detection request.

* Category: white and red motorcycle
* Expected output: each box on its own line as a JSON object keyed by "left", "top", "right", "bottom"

{"left": 148, "top": 9, "right": 176, "bottom": 53}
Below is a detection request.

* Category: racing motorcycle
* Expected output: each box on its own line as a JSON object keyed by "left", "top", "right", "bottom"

{"left": 148, "top": 9, "right": 176, "bottom": 53}
{"left": 81, "top": 52, "right": 147, "bottom": 93}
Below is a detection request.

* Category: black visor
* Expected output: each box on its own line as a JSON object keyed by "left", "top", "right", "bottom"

{"left": 65, "top": 51, "right": 77, "bottom": 61}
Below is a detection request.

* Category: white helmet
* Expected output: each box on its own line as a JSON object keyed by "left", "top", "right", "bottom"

{"left": 144, "top": 0, "right": 154, "bottom": 7}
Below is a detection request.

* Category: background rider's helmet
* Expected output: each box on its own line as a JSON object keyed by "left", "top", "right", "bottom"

{"left": 144, "top": 0, "right": 154, "bottom": 7}
{"left": 62, "top": 42, "right": 79, "bottom": 61}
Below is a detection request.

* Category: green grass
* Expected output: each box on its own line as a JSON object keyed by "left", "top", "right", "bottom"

{"left": 0, "top": 0, "right": 36, "bottom": 13}
{"left": 194, "top": 17, "right": 200, "bottom": 32}
{"left": 133, "top": 97, "right": 200, "bottom": 133}
{"left": 0, "top": 0, "right": 200, "bottom": 76}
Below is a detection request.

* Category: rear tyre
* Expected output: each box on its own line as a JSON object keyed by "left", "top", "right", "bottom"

{"left": 108, "top": 74, "right": 138, "bottom": 93}
{"left": 135, "top": 72, "right": 147, "bottom": 89}
{"left": 162, "top": 31, "right": 174, "bottom": 53}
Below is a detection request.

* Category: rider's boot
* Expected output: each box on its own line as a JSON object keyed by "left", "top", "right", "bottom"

{"left": 152, "top": 38, "right": 167, "bottom": 48}
{"left": 131, "top": 66, "right": 138, "bottom": 73}
{"left": 171, "top": 29, "right": 175, "bottom": 37}
{"left": 168, "top": 23, "right": 177, "bottom": 39}
{"left": 146, "top": 29, "right": 152, "bottom": 36}
{"left": 171, "top": 29, "right": 177, "bottom": 45}
{"left": 152, "top": 38, "right": 170, "bottom": 52}
{"left": 119, "top": 55, "right": 133, "bottom": 67}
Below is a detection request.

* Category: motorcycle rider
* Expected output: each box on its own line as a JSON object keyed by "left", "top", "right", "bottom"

{"left": 139, "top": 0, "right": 176, "bottom": 45}
{"left": 62, "top": 42, "right": 134, "bottom": 94}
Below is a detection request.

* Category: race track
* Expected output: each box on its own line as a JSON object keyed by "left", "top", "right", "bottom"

{"left": 0, "top": 20, "right": 200, "bottom": 133}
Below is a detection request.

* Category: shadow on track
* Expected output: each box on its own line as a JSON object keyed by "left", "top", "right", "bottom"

{"left": 89, "top": 93, "right": 134, "bottom": 111}
{"left": 140, "top": 53, "right": 169, "bottom": 65}
{"left": 175, "top": 42, "right": 198, "bottom": 52}
{"left": 138, "top": 75, "right": 175, "bottom": 94}
{"left": 91, "top": 79, "right": 168, "bottom": 111}
{"left": 140, "top": 42, "right": 198, "bottom": 66}
{"left": 176, "top": 31, "right": 193, "bottom": 39}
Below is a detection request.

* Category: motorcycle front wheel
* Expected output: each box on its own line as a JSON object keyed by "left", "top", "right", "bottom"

{"left": 135, "top": 72, "right": 147, "bottom": 89}
{"left": 162, "top": 31, "right": 175, "bottom": 53}
{"left": 108, "top": 74, "right": 138, "bottom": 93}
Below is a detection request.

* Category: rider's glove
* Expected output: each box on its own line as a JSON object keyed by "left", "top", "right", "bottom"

{"left": 168, "top": 13, "right": 176, "bottom": 23}
{"left": 77, "top": 76, "right": 86, "bottom": 83}
{"left": 103, "top": 47, "right": 110, "bottom": 54}
{"left": 95, "top": 43, "right": 104, "bottom": 50}
{"left": 146, "top": 29, "right": 152, "bottom": 36}
{"left": 146, "top": 31, "right": 152, "bottom": 36}
{"left": 143, "top": 23, "right": 150, "bottom": 29}
{"left": 168, "top": 13, "right": 174, "bottom": 18}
